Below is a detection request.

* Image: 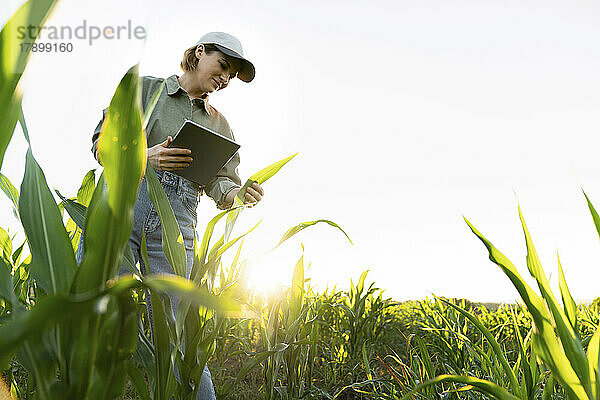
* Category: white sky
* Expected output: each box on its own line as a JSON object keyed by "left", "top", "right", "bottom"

{"left": 1, "top": 0, "right": 600, "bottom": 303}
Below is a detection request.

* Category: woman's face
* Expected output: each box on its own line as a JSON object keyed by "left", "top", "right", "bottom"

{"left": 193, "top": 45, "right": 241, "bottom": 93}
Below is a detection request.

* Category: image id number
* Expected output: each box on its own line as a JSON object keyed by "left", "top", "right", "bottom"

{"left": 20, "top": 42, "right": 73, "bottom": 53}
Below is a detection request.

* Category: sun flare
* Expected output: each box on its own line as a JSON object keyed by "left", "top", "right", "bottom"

{"left": 243, "top": 250, "right": 297, "bottom": 297}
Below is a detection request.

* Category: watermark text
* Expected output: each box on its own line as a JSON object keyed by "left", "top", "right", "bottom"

{"left": 17, "top": 19, "right": 146, "bottom": 46}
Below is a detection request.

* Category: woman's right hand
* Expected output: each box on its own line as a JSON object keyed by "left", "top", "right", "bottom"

{"left": 147, "top": 136, "right": 193, "bottom": 171}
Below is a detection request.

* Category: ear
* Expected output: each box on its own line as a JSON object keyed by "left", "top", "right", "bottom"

{"left": 195, "top": 44, "right": 204, "bottom": 59}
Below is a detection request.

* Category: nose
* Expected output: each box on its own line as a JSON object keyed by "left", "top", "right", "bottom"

{"left": 216, "top": 74, "right": 229, "bottom": 91}
{"left": 219, "top": 71, "right": 230, "bottom": 85}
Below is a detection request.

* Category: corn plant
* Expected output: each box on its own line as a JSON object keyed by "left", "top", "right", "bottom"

{"left": 404, "top": 197, "right": 600, "bottom": 400}
{"left": 413, "top": 298, "right": 477, "bottom": 377}
{"left": 213, "top": 219, "right": 347, "bottom": 399}
{"left": 234, "top": 251, "right": 316, "bottom": 400}
{"left": 461, "top": 199, "right": 600, "bottom": 400}
{"left": 407, "top": 296, "right": 553, "bottom": 400}
{"left": 314, "top": 271, "right": 396, "bottom": 398}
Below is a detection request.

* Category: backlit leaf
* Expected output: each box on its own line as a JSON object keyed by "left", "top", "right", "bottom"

{"left": 19, "top": 140, "right": 76, "bottom": 294}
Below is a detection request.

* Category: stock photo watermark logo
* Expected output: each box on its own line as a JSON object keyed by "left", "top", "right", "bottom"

{"left": 17, "top": 19, "right": 146, "bottom": 45}
{"left": 9, "top": 19, "right": 146, "bottom": 59}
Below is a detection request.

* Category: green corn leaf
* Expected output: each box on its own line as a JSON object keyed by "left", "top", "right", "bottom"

{"left": 0, "top": 294, "right": 99, "bottom": 366}
{"left": 174, "top": 236, "right": 202, "bottom": 338}
{"left": 143, "top": 233, "right": 175, "bottom": 400}
{"left": 74, "top": 65, "right": 145, "bottom": 292}
{"left": 413, "top": 335, "right": 435, "bottom": 381}
{"left": 56, "top": 190, "right": 137, "bottom": 277}
{"left": 98, "top": 65, "right": 145, "bottom": 214}
{"left": 207, "top": 235, "right": 224, "bottom": 263}
{"left": 19, "top": 127, "right": 76, "bottom": 293}
{"left": 144, "top": 163, "right": 186, "bottom": 277}
{"left": 1, "top": 0, "right": 60, "bottom": 78}
{"left": 64, "top": 275, "right": 143, "bottom": 400}
{"left": 0, "top": 94, "right": 20, "bottom": 174}
{"left": 197, "top": 209, "right": 230, "bottom": 263}
{"left": 0, "top": 227, "right": 10, "bottom": 262}
{"left": 587, "top": 325, "right": 600, "bottom": 400}
{"left": 0, "top": 0, "right": 60, "bottom": 170}
{"left": 218, "top": 260, "right": 226, "bottom": 290}
{"left": 143, "top": 84, "right": 163, "bottom": 130}
{"left": 542, "top": 374, "right": 555, "bottom": 400}
{"left": 17, "top": 340, "right": 56, "bottom": 399}
{"left": 72, "top": 174, "right": 108, "bottom": 289}
{"left": 56, "top": 190, "right": 87, "bottom": 230}
{"left": 126, "top": 361, "right": 151, "bottom": 400}
{"left": 437, "top": 296, "right": 521, "bottom": 394}
{"left": 77, "top": 169, "right": 96, "bottom": 207}
{"left": 226, "top": 240, "right": 243, "bottom": 284}
{"left": 331, "top": 379, "right": 380, "bottom": 400}
{"left": 289, "top": 250, "right": 304, "bottom": 323}
{"left": 191, "top": 207, "right": 238, "bottom": 283}
{"left": 0, "top": 173, "right": 19, "bottom": 220}
{"left": 584, "top": 191, "right": 600, "bottom": 242}
{"left": 214, "top": 220, "right": 261, "bottom": 260}
{"left": 143, "top": 274, "right": 239, "bottom": 313}
{"left": 122, "top": 245, "right": 138, "bottom": 275}
{"left": 357, "top": 270, "right": 368, "bottom": 297}
{"left": 510, "top": 308, "right": 533, "bottom": 399}
{"left": 149, "top": 291, "right": 174, "bottom": 400}
{"left": 88, "top": 293, "right": 138, "bottom": 400}
{"left": 57, "top": 186, "right": 87, "bottom": 254}
{"left": 412, "top": 333, "right": 440, "bottom": 400}
{"left": 274, "top": 219, "right": 353, "bottom": 249}
{"left": 230, "top": 344, "right": 289, "bottom": 393}
{"left": 557, "top": 253, "right": 578, "bottom": 334}
{"left": 133, "top": 322, "right": 156, "bottom": 382}
{"left": 361, "top": 342, "right": 375, "bottom": 394}
{"left": 179, "top": 301, "right": 202, "bottom": 395}
{"left": 281, "top": 308, "right": 310, "bottom": 343}
{"left": 247, "top": 153, "right": 298, "bottom": 185}
{"left": 403, "top": 374, "right": 521, "bottom": 400}
{"left": 11, "top": 239, "right": 23, "bottom": 266}
{"left": 191, "top": 331, "right": 218, "bottom": 396}
{"left": 265, "top": 298, "right": 283, "bottom": 347}
{"left": 224, "top": 153, "right": 297, "bottom": 242}
{"left": 530, "top": 334, "right": 589, "bottom": 399}
{"left": 518, "top": 208, "right": 590, "bottom": 391}
{"left": 0, "top": 256, "right": 17, "bottom": 306}
{"left": 465, "top": 216, "right": 589, "bottom": 400}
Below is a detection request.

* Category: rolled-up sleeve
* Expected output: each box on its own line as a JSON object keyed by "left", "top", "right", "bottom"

{"left": 205, "top": 150, "right": 241, "bottom": 209}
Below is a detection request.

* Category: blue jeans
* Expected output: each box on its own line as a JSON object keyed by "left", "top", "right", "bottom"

{"left": 77, "top": 170, "right": 216, "bottom": 400}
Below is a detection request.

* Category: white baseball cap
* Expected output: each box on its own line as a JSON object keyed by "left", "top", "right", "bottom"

{"left": 196, "top": 32, "right": 255, "bottom": 83}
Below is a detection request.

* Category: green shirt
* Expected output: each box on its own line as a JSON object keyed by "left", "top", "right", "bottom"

{"left": 91, "top": 75, "right": 242, "bottom": 208}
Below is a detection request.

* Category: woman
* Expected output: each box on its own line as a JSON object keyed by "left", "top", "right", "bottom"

{"left": 83, "top": 32, "right": 264, "bottom": 399}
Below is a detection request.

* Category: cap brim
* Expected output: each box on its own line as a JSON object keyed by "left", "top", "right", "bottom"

{"left": 213, "top": 44, "right": 255, "bottom": 82}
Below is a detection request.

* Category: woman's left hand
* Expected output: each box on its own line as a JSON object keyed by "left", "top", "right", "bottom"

{"left": 223, "top": 182, "right": 264, "bottom": 208}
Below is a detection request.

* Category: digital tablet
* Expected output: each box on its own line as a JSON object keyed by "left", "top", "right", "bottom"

{"left": 167, "top": 120, "right": 240, "bottom": 186}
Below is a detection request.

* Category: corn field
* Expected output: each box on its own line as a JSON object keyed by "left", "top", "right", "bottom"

{"left": 2, "top": 1, "right": 600, "bottom": 399}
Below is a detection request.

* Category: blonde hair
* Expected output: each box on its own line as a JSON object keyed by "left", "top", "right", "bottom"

{"left": 180, "top": 44, "right": 219, "bottom": 71}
